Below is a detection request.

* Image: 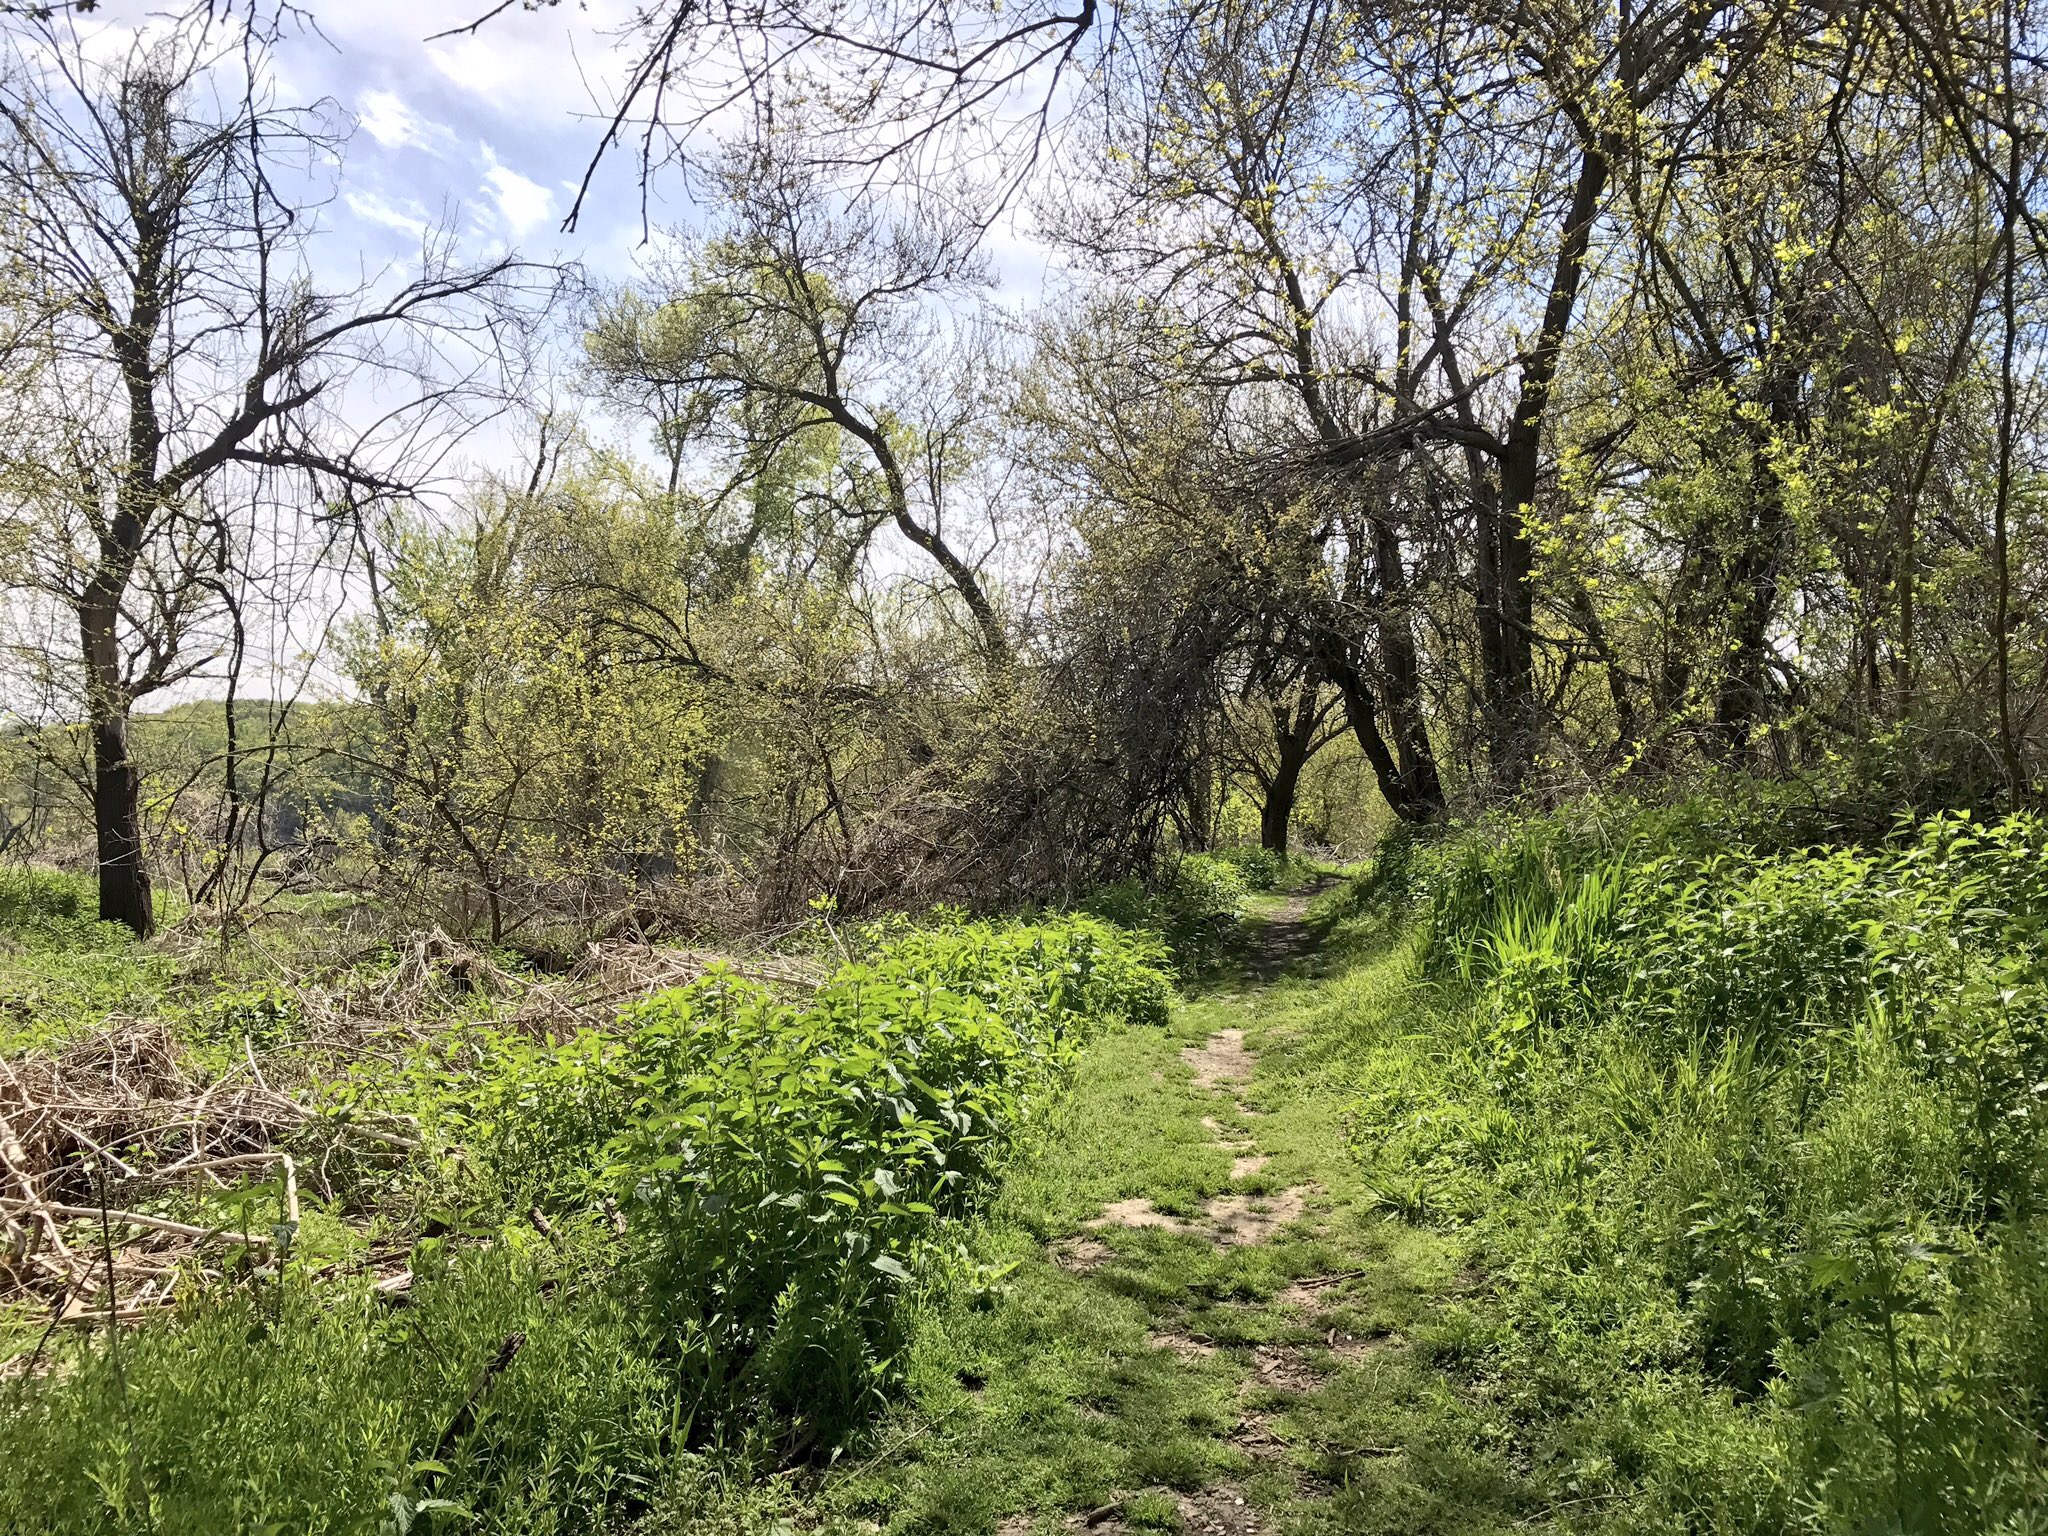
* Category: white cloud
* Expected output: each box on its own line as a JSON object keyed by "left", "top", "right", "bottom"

{"left": 480, "top": 143, "right": 555, "bottom": 239}
{"left": 357, "top": 89, "right": 450, "bottom": 154}
{"left": 344, "top": 190, "right": 431, "bottom": 239}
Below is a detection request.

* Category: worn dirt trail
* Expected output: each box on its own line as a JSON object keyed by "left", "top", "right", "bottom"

{"left": 841, "top": 872, "right": 1508, "bottom": 1535}
{"left": 1010, "top": 876, "right": 1409, "bottom": 1536}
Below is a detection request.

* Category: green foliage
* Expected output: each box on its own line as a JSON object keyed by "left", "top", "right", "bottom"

{"left": 453, "top": 914, "right": 1168, "bottom": 1443}
{"left": 339, "top": 470, "right": 714, "bottom": 943}
{"left": 1338, "top": 802, "right": 2048, "bottom": 1528}
{"left": 0, "top": 866, "right": 179, "bottom": 1051}
{"left": 0, "top": 864, "right": 91, "bottom": 927}
{"left": 1086, "top": 853, "right": 1249, "bottom": 969}
{"left": 0, "top": 1248, "right": 689, "bottom": 1536}
{"left": 1211, "top": 844, "right": 1293, "bottom": 892}
{"left": 0, "top": 913, "right": 1169, "bottom": 1533}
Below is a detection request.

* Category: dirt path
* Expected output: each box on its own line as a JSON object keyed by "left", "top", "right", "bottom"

{"left": 1238, "top": 875, "right": 1342, "bottom": 979}
{"left": 819, "top": 876, "right": 1530, "bottom": 1535}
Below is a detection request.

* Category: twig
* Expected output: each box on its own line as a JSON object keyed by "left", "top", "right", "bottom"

{"left": 0, "top": 1199, "right": 277, "bottom": 1249}
{"left": 428, "top": 1332, "right": 527, "bottom": 1476}
{"left": 242, "top": 1035, "right": 271, "bottom": 1095}
{"left": 53, "top": 1121, "right": 140, "bottom": 1179}
{"left": 0, "top": 1106, "right": 72, "bottom": 1267}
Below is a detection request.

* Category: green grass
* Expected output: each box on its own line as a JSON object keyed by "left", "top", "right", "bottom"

{"left": 799, "top": 921, "right": 1536, "bottom": 1535}
{"left": 16, "top": 804, "right": 2043, "bottom": 1533}
{"left": 1321, "top": 804, "right": 2048, "bottom": 1531}
{"left": 0, "top": 912, "right": 1173, "bottom": 1535}
{"left": 0, "top": 867, "right": 179, "bottom": 1051}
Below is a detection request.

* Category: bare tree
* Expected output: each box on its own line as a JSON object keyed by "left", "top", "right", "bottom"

{"left": 0, "top": 10, "right": 540, "bottom": 935}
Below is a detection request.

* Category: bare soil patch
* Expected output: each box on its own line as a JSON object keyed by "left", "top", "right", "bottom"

{"left": 1248, "top": 1343, "right": 1324, "bottom": 1393}
{"left": 1182, "top": 1029, "right": 1254, "bottom": 1090}
{"left": 1275, "top": 1270, "right": 1366, "bottom": 1312}
{"left": 1323, "top": 1327, "right": 1402, "bottom": 1363}
{"left": 1074, "top": 1487, "right": 1271, "bottom": 1536}
{"left": 1049, "top": 1234, "right": 1118, "bottom": 1273}
{"left": 1202, "top": 1186, "right": 1312, "bottom": 1245}
{"left": 1085, "top": 1197, "right": 1191, "bottom": 1233}
{"left": 1147, "top": 1328, "right": 1217, "bottom": 1361}
{"left": 1229, "top": 1412, "right": 1292, "bottom": 1462}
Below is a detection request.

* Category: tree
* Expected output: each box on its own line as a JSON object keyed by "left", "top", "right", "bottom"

{"left": 344, "top": 454, "right": 715, "bottom": 944}
{"left": 0, "top": 12, "right": 533, "bottom": 934}
{"left": 584, "top": 137, "right": 1014, "bottom": 673}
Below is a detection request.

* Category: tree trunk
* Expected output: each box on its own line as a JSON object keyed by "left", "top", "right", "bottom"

{"left": 1371, "top": 517, "right": 1446, "bottom": 817}
{"left": 1259, "top": 702, "right": 1319, "bottom": 854}
{"left": 1321, "top": 648, "right": 1440, "bottom": 825}
{"left": 1488, "top": 133, "right": 1613, "bottom": 792}
{"left": 1260, "top": 758, "right": 1301, "bottom": 853}
{"left": 90, "top": 704, "right": 152, "bottom": 937}
{"left": 81, "top": 585, "right": 152, "bottom": 937}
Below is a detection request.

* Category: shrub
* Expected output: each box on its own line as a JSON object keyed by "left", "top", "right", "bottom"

{"left": 1085, "top": 852, "right": 1248, "bottom": 969}
{"left": 0, "top": 866, "right": 91, "bottom": 929}
{"left": 1213, "top": 844, "right": 1288, "bottom": 891}
{"left": 0, "top": 909, "right": 1170, "bottom": 1535}
{"left": 1341, "top": 803, "right": 2048, "bottom": 1528}
{"left": 446, "top": 913, "right": 1171, "bottom": 1442}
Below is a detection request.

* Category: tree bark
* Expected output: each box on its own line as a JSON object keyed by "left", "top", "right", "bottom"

{"left": 1488, "top": 131, "right": 1613, "bottom": 791}
{"left": 1258, "top": 695, "right": 1321, "bottom": 854}
{"left": 1245, "top": 774, "right": 1294, "bottom": 860}
{"left": 82, "top": 605, "right": 152, "bottom": 937}
{"left": 1319, "top": 643, "right": 1442, "bottom": 824}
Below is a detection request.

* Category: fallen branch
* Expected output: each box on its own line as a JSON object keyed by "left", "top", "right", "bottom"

{"left": 0, "top": 1199, "right": 277, "bottom": 1249}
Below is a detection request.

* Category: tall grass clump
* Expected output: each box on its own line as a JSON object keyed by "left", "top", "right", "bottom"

{"left": 1341, "top": 802, "right": 2048, "bottom": 1530}
{"left": 0, "top": 913, "right": 1170, "bottom": 1534}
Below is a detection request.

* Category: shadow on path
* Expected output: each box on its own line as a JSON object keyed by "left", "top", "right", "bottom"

{"left": 1240, "top": 875, "right": 1345, "bottom": 980}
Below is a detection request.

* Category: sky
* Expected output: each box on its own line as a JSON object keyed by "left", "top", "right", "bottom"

{"left": 255, "top": 2, "right": 1061, "bottom": 294}
{"left": 0, "top": 0, "right": 1067, "bottom": 716}
{"left": 262, "top": 1, "right": 671, "bottom": 284}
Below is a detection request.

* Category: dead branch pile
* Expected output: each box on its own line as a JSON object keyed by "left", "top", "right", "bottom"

{"left": 503, "top": 941, "right": 829, "bottom": 1037}
{"left": 281, "top": 927, "right": 827, "bottom": 1042}
{"left": 0, "top": 1017, "right": 417, "bottom": 1325}
{"left": 0, "top": 931, "right": 827, "bottom": 1327}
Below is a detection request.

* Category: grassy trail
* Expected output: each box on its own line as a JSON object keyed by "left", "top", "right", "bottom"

{"left": 817, "top": 883, "right": 1539, "bottom": 1536}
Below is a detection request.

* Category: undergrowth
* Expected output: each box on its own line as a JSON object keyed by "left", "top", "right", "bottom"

{"left": 0, "top": 912, "right": 1171, "bottom": 1534}
{"left": 1085, "top": 852, "right": 1254, "bottom": 973}
{"left": 1334, "top": 801, "right": 2048, "bottom": 1531}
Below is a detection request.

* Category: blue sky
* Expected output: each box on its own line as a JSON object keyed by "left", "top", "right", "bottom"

{"left": 266, "top": 1, "right": 677, "bottom": 283}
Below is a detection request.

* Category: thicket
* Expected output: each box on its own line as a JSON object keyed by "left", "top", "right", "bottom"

{"left": 1083, "top": 852, "right": 1259, "bottom": 971}
{"left": 0, "top": 913, "right": 1171, "bottom": 1534}
{"left": 1341, "top": 801, "right": 2048, "bottom": 1529}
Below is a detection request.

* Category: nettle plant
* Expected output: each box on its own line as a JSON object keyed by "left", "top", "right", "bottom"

{"left": 447, "top": 914, "right": 1170, "bottom": 1444}
{"left": 1367, "top": 804, "right": 2048, "bottom": 1524}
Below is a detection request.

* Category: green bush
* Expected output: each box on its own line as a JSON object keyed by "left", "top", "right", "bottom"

{"left": 0, "top": 1247, "right": 686, "bottom": 1536}
{"left": 1213, "top": 844, "right": 1289, "bottom": 891}
{"left": 0, "top": 913, "right": 1170, "bottom": 1533}
{"left": 449, "top": 913, "right": 1171, "bottom": 1442}
{"left": 1085, "top": 852, "right": 1248, "bottom": 968}
{"left": 1341, "top": 803, "right": 2048, "bottom": 1529}
{"left": 0, "top": 865, "right": 92, "bottom": 929}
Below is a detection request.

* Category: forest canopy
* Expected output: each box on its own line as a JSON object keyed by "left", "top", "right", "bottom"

{"left": 0, "top": 0, "right": 2041, "bottom": 938}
